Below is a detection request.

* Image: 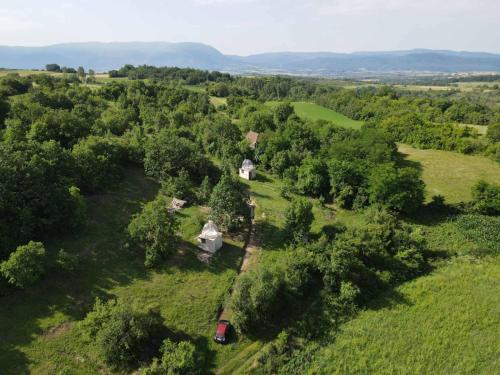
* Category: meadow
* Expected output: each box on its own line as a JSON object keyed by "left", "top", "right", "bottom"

{"left": 308, "top": 255, "right": 500, "bottom": 375}
{"left": 266, "top": 101, "right": 364, "bottom": 129}
{"left": 398, "top": 144, "right": 500, "bottom": 203}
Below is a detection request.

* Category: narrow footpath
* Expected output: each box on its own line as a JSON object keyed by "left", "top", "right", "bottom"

{"left": 218, "top": 219, "right": 260, "bottom": 321}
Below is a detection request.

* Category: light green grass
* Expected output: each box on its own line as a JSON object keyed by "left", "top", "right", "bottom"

{"left": 399, "top": 144, "right": 500, "bottom": 203}
{"left": 266, "top": 101, "right": 364, "bottom": 129}
{"left": 210, "top": 96, "right": 227, "bottom": 107}
{"left": 309, "top": 256, "right": 500, "bottom": 375}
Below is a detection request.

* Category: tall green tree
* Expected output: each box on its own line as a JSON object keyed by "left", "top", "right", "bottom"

{"left": 128, "top": 194, "right": 180, "bottom": 267}
{"left": 368, "top": 164, "right": 424, "bottom": 214}
{"left": 209, "top": 174, "right": 248, "bottom": 231}
{"left": 284, "top": 197, "right": 314, "bottom": 242}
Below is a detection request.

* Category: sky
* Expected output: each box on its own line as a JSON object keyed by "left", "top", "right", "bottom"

{"left": 0, "top": 0, "right": 499, "bottom": 55}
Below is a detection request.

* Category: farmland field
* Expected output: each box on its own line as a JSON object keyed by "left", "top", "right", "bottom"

{"left": 398, "top": 144, "right": 500, "bottom": 203}
{"left": 267, "top": 101, "right": 364, "bottom": 129}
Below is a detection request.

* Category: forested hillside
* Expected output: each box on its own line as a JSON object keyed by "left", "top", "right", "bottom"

{"left": 0, "top": 68, "right": 498, "bottom": 374}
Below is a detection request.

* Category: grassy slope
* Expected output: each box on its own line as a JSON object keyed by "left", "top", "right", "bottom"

{"left": 309, "top": 256, "right": 500, "bottom": 375}
{"left": 0, "top": 168, "right": 245, "bottom": 374}
{"left": 398, "top": 144, "right": 500, "bottom": 203}
{"left": 266, "top": 101, "right": 364, "bottom": 129}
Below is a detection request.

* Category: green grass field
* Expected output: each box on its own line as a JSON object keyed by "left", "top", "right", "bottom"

{"left": 308, "top": 256, "right": 500, "bottom": 375}
{"left": 398, "top": 144, "right": 500, "bottom": 203}
{"left": 267, "top": 101, "right": 364, "bottom": 129}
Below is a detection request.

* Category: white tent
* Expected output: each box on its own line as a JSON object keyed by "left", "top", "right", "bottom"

{"left": 197, "top": 220, "right": 223, "bottom": 253}
{"left": 239, "top": 159, "right": 256, "bottom": 180}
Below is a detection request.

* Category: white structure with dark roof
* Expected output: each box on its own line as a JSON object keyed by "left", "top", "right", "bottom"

{"left": 197, "top": 220, "right": 223, "bottom": 253}
{"left": 239, "top": 159, "right": 257, "bottom": 180}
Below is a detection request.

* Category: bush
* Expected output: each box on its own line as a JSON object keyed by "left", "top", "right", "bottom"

{"left": 228, "top": 266, "right": 285, "bottom": 333}
{"left": 0, "top": 241, "right": 46, "bottom": 288}
{"left": 71, "top": 136, "right": 125, "bottom": 193}
{"left": 79, "top": 298, "right": 164, "bottom": 369}
{"left": 471, "top": 180, "right": 500, "bottom": 215}
{"left": 368, "top": 163, "right": 425, "bottom": 215}
{"left": 128, "top": 194, "right": 180, "bottom": 267}
{"left": 284, "top": 198, "right": 314, "bottom": 243}
{"left": 141, "top": 339, "right": 196, "bottom": 375}
{"left": 57, "top": 249, "right": 79, "bottom": 272}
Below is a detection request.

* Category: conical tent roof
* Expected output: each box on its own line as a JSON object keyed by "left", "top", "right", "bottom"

{"left": 241, "top": 159, "right": 254, "bottom": 170}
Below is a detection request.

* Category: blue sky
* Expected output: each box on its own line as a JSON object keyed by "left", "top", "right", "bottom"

{"left": 0, "top": 0, "right": 499, "bottom": 55}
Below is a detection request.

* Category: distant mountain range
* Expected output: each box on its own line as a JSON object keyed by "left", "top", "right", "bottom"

{"left": 1, "top": 42, "right": 500, "bottom": 77}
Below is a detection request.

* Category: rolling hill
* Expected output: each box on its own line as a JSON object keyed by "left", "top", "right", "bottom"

{"left": 1, "top": 42, "right": 500, "bottom": 76}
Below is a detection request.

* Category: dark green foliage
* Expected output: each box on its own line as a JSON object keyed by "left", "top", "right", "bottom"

{"left": 144, "top": 130, "right": 212, "bottom": 183}
{"left": 96, "top": 106, "right": 137, "bottom": 135}
{"left": 486, "top": 123, "right": 500, "bottom": 142}
{"left": 56, "top": 249, "right": 79, "bottom": 272}
{"left": 0, "top": 95, "right": 8, "bottom": 125}
{"left": 471, "top": 180, "right": 500, "bottom": 215}
{"left": 72, "top": 136, "right": 126, "bottom": 193}
{"left": 45, "top": 63, "right": 61, "bottom": 72}
{"left": 327, "top": 160, "right": 365, "bottom": 209}
{"left": 196, "top": 176, "right": 212, "bottom": 204}
{"left": 0, "top": 74, "right": 31, "bottom": 96}
{"left": 228, "top": 266, "right": 286, "bottom": 332}
{"left": 241, "top": 110, "right": 275, "bottom": 133}
{"left": 296, "top": 157, "right": 330, "bottom": 198}
{"left": 0, "top": 241, "right": 45, "bottom": 288}
{"left": 273, "top": 102, "right": 295, "bottom": 124}
{"left": 128, "top": 194, "right": 180, "bottom": 267}
{"left": 0, "top": 141, "right": 81, "bottom": 256}
{"left": 160, "top": 170, "right": 195, "bottom": 202}
{"left": 140, "top": 339, "right": 196, "bottom": 375}
{"left": 28, "top": 109, "right": 89, "bottom": 147}
{"left": 79, "top": 298, "right": 164, "bottom": 369}
{"left": 209, "top": 174, "right": 248, "bottom": 231}
{"left": 368, "top": 163, "right": 425, "bottom": 214}
{"left": 322, "top": 207, "right": 427, "bottom": 295}
{"left": 284, "top": 198, "right": 314, "bottom": 242}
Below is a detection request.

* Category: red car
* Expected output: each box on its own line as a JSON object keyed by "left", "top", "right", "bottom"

{"left": 214, "top": 320, "right": 230, "bottom": 344}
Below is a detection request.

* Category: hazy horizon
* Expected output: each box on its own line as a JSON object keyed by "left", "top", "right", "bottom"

{"left": 1, "top": 41, "right": 500, "bottom": 57}
{"left": 1, "top": 0, "right": 499, "bottom": 55}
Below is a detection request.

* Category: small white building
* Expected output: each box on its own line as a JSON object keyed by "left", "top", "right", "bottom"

{"left": 197, "top": 220, "right": 223, "bottom": 253}
{"left": 239, "top": 159, "right": 257, "bottom": 180}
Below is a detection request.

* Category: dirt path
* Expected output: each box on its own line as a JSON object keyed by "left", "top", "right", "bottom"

{"left": 218, "top": 220, "right": 260, "bottom": 321}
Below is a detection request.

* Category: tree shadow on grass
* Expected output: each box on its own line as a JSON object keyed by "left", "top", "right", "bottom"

{"left": 255, "top": 172, "right": 272, "bottom": 183}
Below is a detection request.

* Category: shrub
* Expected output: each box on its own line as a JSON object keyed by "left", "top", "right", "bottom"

{"left": 79, "top": 298, "right": 163, "bottom": 369}
{"left": 368, "top": 163, "right": 425, "bottom": 215}
{"left": 471, "top": 180, "right": 500, "bottom": 215}
{"left": 228, "top": 266, "right": 285, "bottom": 333}
{"left": 57, "top": 249, "right": 79, "bottom": 272}
{"left": 0, "top": 241, "right": 46, "bottom": 288}
{"left": 141, "top": 339, "right": 196, "bottom": 375}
